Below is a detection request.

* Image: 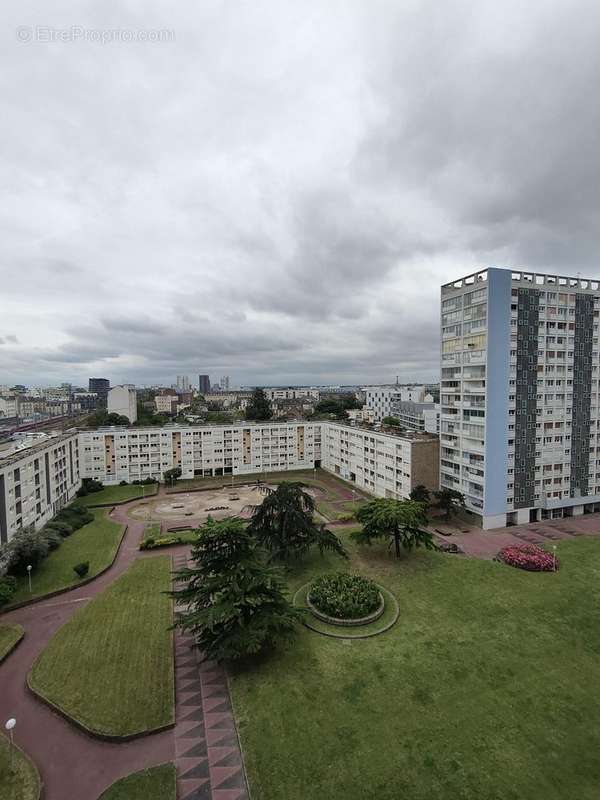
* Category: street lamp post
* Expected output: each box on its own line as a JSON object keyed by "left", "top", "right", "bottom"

{"left": 553, "top": 545, "right": 557, "bottom": 572}
{"left": 5, "top": 718, "right": 16, "bottom": 771}
{"left": 26, "top": 565, "right": 32, "bottom": 593}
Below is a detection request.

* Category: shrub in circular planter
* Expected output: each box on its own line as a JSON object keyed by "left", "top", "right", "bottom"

{"left": 308, "top": 572, "right": 381, "bottom": 620}
{"left": 497, "top": 543, "right": 558, "bottom": 572}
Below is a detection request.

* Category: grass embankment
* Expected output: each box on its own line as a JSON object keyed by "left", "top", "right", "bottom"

{"left": 0, "top": 735, "right": 41, "bottom": 800}
{"left": 98, "top": 764, "right": 176, "bottom": 800}
{"left": 0, "top": 624, "right": 24, "bottom": 661}
{"left": 10, "top": 510, "right": 124, "bottom": 604}
{"left": 29, "top": 557, "right": 174, "bottom": 738}
{"left": 77, "top": 484, "right": 157, "bottom": 507}
{"left": 231, "top": 533, "right": 600, "bottom": 800}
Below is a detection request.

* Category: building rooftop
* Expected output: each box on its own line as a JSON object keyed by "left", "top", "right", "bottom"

{"left": 0, "top": 431, "right": 74, "bottom": 469}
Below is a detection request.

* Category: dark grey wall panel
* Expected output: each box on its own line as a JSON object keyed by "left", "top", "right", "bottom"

{"left": 570, "top": 294, "right": 593, "bottom": 498}
{"left": 514, "top": 288, "right": 539, "bottom": 509}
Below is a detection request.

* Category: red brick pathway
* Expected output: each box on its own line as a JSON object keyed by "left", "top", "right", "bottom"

{"left": 435, "top": 512, "right": 600, "bottom": 559}
{"left": 0, "top": 503, "right": 249, "bottom": 800}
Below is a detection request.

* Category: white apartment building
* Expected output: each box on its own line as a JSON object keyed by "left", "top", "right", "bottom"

{"left": 441, "top": 267, "right": 600, "bottom": 529}
{"left": 264, "top": 387, "right": 321, "bottom": 401}
{"left": 79, "top": 422, "right": 322, "bottom": 483}
{"left": 107, "top": 385, "right": 138, "bottom": 423}
{"left": 322, "top": 425, "right": 439, "bottom": 499}
{"left": 390, "top": 400, "right": 440, "bottom": 434}
{"left": 0, "top": 432, "right": 81, "bottom": 544}
{"left": 0, "top": 397, "right": 19, "bottom": 418}
{"left": 363, "top": 385, "right": 433, "bottom": 422}
{"left": 79, "top": 421, "right": 439, "bottom": 502}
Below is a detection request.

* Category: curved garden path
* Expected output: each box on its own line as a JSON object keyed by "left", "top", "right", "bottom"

{"left": 1, "top": 494, "right": 249, "bottom": 800}
{"left": 0, "top": 507, "right": 175, "bottom": 799}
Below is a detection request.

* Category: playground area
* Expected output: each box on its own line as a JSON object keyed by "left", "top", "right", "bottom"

{"left": 129, "top": 482, "right": 274, "bottom": 527}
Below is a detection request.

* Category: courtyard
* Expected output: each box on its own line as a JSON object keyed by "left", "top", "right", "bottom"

{"left": 2, "top": 471, "right": 600, "bottom": 799}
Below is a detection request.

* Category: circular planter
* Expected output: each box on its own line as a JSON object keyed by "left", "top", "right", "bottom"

{"left": 306, "top": 590, "right": 385, "bottom": 627}
{"left": 293, "top": 582, "right": 400, "bottom": 640}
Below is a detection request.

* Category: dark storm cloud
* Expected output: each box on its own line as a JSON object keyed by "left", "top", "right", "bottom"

{"left": 2, "top": 0, "right": 600, "bottom": 387}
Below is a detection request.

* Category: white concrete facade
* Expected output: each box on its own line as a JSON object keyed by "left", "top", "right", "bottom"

{"left": 79, "top": 422, "right": 439, "bottom": 503}
{"left": 107, "top": 385, "right": 138, "bottom": 423}
{"left": 0, "top": 432, "right": 81, "bottom": 544}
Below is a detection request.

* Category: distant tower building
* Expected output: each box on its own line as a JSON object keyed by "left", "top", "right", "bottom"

{"left": 220, "top": 376, "right": 230, "bottom": 391}
{"left": 107, "top": 385, "right": 137, "bottom": 423}
{"left": 176, "top": 375, "right": 190, "bottom": 392}
{"left": 198, "top": 374, "right": 211, "bottom": 394}
{"left": 89, "top": 378, "right": 110, "bottom": 407}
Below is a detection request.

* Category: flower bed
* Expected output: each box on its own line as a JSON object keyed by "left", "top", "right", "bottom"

{"left": 496, "top": 543, "right": 558, "bottom": 572}
{"left": 308, "top": 573, "right": 382, "bottom": 625}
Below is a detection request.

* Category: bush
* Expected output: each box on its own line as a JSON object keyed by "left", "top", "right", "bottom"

{"left": 77, "top": 478, "right": 103, "bottom": 497}
{"left": 337, "top": 512, "right": 354, "bottom": 523}
{"left": 42, "top": 529, "right": 63, "bottom": 551}
{"left": 119, "top": 480, "right": 128, "bottom": 486}
{"left": 309, "top": 572, "right": 380, "bottom": 619}
{"left": 73, "top": 561, "right": 90, "bottom": 578}
{"left": 6, "top": 528, "right": 50, "bottom": 575}
{"left": 140, "top": 535, "right": 183, "bottom": 550}
{"left": 0, "top": 575, "right": 17, "bottom": 606}
{"left": 45, "top": 520, "right": 74, "bottom": 538}
{"left": 496, "top": 543, "right": 558, "bottom": 572}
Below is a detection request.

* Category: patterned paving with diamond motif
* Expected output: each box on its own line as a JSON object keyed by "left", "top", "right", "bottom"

{"left": 173, "top": 552, "right": 249, "bottom": 800}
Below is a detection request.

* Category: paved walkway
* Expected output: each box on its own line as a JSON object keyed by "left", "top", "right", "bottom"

{"left": 0, "top": 501, "right": 249, "bottom": 800}
{"left": 173, "top": 552, "right": 249, "bottom": 800}
{"left": 432, "top": 512, "right": 600, "bottom": 559}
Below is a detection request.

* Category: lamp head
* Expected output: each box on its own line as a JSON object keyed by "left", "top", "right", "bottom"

{"left": 5, "top": 718, "right": 16, "bottom": 731}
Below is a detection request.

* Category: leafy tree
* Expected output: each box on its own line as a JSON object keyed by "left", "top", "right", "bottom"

{"left": 163, "top": 467, "right": 182, "bottom": 485}
{"left": 313, "top": 399, "right": 348, "bottom": 418}
{"left": 204, "top": 411, "right": 234, "bottom": 424}
{"left": 87, "top": 410, "right": 130, "bottom": 427}
{"left": 353, "top": 498, "right": 434, "bottom": 558}
{"left": 409, "top": 484, "right": 431, "bottom": 504}
{"left": 171, "top": 517, "right": 299, "bottom": 661}
{"left": 246, "top": 388, "right": 273, "bottom": 421}
{"left": 248, "top": 482, "right": 347, "bottom": 561}
{"left": 382, "top": 416, "right": 404, "bottom": 430}
{"left": 434, "top": 488, "right": 466, "bottom": 521}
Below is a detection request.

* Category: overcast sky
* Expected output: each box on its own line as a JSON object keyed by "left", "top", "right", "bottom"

{"left": 2, "top": 1, "right": 600, "bottom": 389}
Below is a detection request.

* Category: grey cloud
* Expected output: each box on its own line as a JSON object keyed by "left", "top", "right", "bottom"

{"left": 2, "top": 1, "right": 600, "bottom": 387}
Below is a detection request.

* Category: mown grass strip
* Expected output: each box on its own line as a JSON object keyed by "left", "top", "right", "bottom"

{"left": 29, "top": 556, "right": 174, "bottom": 738}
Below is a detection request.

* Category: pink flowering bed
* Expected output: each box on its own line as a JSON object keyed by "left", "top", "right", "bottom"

{"left": 496, "top": 543, "right": 559, "bottom": 572}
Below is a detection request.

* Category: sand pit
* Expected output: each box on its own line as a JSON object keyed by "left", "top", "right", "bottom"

{"left": 129, "top": 483, "right": 274, "bottom": 524}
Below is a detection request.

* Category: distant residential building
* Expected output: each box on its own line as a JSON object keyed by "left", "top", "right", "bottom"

{"left": 107, "top": 385, "right": 137, "bottom": 423}
{"left": 390, "top": 400, "right": 440, "bottom": 434}
{"left": 155, "top": 394, "right": 179, "bottom": 414}
{"left": 363, "top": 384, "right": 434, "bottom": 422}
{"left": 176, "top": 375, "right": 191, "bottom": 392}
{"left": 264, "top": 387, "right": 320, "bottom": 401}
{"left": 198, "top": 374, "right": 211, "bottom": 394}
{"left": 219, "top": 376, "right": 231, "bottom": 391}
{"left": 73, "top": 391, "right": 99, "bottom": 410}
{"left": 0, "top": 397, "right": 19, "bottom": 418}
{"left": 89, "top": 378, "right": 110, "bottom": 407}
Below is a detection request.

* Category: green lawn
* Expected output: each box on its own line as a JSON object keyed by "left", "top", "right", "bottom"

{"left": 77, "top": 484, "right": 157, "bottom": 507}
{"left": 231, "top": 533, "right": 600, "bottom": 800}
{"left": 0, "top": 734, "right": 41, "bottom": 800}
{"left": 29, "top": 557, "right": 174, "bottom": 738}
{"left": 98, "top": 764, "right": 176, "bottom": 799}
{"left": 10, "top": 510, "right": 124, "bottom": 604}
{"left": 0, "top": 625, "right": 24, "bottom": 662}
